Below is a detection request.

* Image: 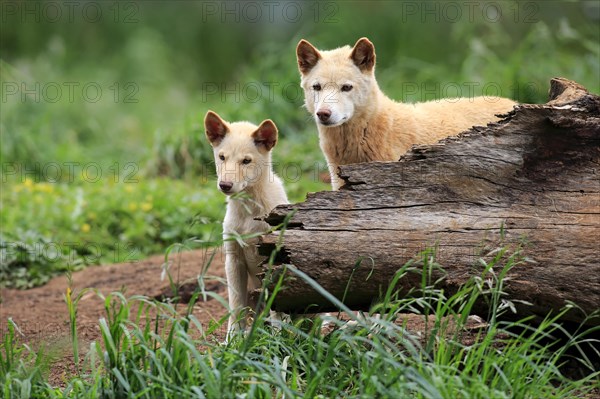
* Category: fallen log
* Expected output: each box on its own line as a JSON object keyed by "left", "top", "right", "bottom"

{"left": 254, "top": 78, "right": 600, "bottom": 326}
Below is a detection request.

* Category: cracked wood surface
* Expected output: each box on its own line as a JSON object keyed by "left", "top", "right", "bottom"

{"left": 254, "top": 78, "right": 600, "bottom": 325}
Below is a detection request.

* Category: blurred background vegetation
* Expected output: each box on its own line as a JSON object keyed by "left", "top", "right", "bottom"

{"left": 1, "top": 0, "right": 598, "bottom": 287}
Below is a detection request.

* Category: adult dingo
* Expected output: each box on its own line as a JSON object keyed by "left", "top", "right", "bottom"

{"left": 296, "top": 37, "right": 516, "bottom": 189}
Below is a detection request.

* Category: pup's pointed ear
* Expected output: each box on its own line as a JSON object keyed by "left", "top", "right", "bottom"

{"left": 204, "top": 111, "right": 229, "bottom": 146}
{"left": 350, "top": 37, "right": 376, "bottom": 72}
{"left": 296, "top": 39, "right": 321, "bottom": 74}
{"left": 252, "top": 119, "right": 278, "bottom": 152}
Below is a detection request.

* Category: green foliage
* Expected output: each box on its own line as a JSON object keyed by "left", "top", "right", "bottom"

{"left": 2, "top": 247, "right": 599, "bottom": 397}
{"left": 1, "top": 177, "right": 223, "bottom": 288}
{"left": 2, "top": 1, "right": 598, "bottom": 174}
{"left": 0, "top": 320, "right": 51, "bottom": 398}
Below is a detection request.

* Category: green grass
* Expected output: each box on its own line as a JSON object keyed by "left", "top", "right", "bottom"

{"left": 0, "top": 176, "right": 223, "bottom": 288}
{"left": 1, "top": 246, "right": 598, "bottom": 398}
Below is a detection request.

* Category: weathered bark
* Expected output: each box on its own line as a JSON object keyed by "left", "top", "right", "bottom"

{"left": 254, "top": 78, "right": 600, "bottom": 326}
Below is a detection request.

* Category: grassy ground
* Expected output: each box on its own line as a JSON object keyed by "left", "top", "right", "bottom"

{"left": 2, "top": 246, "right": 599, "bottom": 398}
{"left": 1, "top": 176, "right": 222, "bottom": 288}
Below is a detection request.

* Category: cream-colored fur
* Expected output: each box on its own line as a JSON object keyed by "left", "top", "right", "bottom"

{"left": 204, "top": 111, "right": 288, "bottom": 338}
{"left": 297, "top": 37, "right": 517, "bottom": 190}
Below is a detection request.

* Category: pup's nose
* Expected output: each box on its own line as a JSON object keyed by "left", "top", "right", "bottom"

{"left": 316, "top": 110, "right": 331, "bottom": 122}
{"left": 219, "top": 181, "right": 233, "bottom": 192}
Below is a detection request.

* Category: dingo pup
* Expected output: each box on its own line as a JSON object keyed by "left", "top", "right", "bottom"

{"left": 296, "top": 37, "right": 516, "bottom": 189}
{"left": 204, "top": 110, "right": 288, "bottom": 338}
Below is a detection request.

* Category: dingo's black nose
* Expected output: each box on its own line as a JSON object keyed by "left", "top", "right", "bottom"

{"left": 317, "top": 110, "right": 331, "bottom": 122}
{"left": 219, "top": 181, "right": 233, "bottom": 192}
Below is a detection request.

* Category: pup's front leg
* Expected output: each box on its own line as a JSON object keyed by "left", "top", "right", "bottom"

{"left": 244, "top": 245, "right": 287, "bottom": 331}
{"left": 224, "top": 240, "right": 248, "bottom": 338}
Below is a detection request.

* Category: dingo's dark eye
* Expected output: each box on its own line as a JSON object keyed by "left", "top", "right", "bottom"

{"left": 242, "top": 158, "right": 251, "bottom": 165}
{"left": 312, "top": 83, "right": 322, "bottom": 91}
{"left": 219, "top": 154, "right": 225, "bottom": 161}
{"left": 341, "top": 84, "right": 353, "bottom": 92}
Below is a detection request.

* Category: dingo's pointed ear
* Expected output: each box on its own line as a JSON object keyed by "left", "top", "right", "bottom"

{"left": 296, "top": 39, "right": 321, "bottom": 74}
{"left": 350, "top": 37, "right": 376, "bottom": 72}
{"left": 205, "top": 111, "right": 229, "bottom": 146}
{"left": 252, "top": 120, "right": 278, "bottom": 152}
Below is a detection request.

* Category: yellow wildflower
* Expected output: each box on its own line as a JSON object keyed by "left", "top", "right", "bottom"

{"left": 128, "top": 202, "right": 138, "bottom": 212}
{"left": 81, "top": 223, "right": 91, "bottom": 233}
{"left": 36, "top": 182, "right": 55, "bottom": 193}
{"left": 141, "top": 202, "right": 153, "bottom": 212}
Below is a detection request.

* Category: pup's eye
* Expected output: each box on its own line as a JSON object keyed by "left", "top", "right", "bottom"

{"left": 312, "top": 83, "right": 322, "bottom": 91}
{"left": 341, "top": 84, "right": 353, "bottom": 92}
{"left": 219, "top": 154, "right": 225, "bottom": 161}
{"left": 242, "top": 158, "right": 251, "bottom": 165}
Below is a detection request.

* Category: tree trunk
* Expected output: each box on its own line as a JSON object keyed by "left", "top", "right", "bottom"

{"left": 254, "top": 78, "right": 600, "bottom": 326}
